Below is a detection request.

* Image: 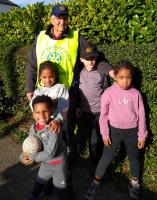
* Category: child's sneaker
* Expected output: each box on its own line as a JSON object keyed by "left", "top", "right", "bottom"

{"left": 128, "top": 182, "right": 141, "bottom": 200}
{"left": 85, "top": 181, "right": 100, "bottom": 200}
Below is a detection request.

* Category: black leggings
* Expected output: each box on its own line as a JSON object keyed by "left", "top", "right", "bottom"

{"left": 95, "top": 126, "right": 140, "bottom": 178}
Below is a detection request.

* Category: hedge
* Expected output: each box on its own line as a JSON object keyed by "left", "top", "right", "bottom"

{"left": 0, "top": 0, "right": 157, "bottom": 45}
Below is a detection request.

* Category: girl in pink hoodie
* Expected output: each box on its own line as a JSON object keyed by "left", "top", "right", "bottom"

{"left": 85, "top": 60, "right": 148, "bottom": 200}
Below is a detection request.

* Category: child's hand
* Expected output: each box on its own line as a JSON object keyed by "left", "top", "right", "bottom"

{"left": 138, "top": 140, "right": 145, "bottom": 149}
{"left": 48, "top": 119, "right": 61, "bottom": 133}
{"left": 20, "top": 152, "right": 34, "bottom": 165}
{"left": 76, "top": 108, "right": 81, "bottom": 118}
{"left": 103, "top": 138, "right": 112, "bottom": 146}
{"left": 109, "top": 70, "right": 115, "bottom": 79}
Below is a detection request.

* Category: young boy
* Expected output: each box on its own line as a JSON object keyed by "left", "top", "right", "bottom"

{"left": 21, "top": 95, "right": 67, "bottom": 200}
{"left": 76, "top": 45, "right": 114, "bottom": 175}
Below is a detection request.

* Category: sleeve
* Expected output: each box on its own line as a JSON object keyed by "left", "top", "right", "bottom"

{"left": 97, "top": 61, "right": 113, "bottom": 77}
{"left": 28, "top": 124, "right": 37, "bottom": 137}
{"left": 138, "top": 93, "right": 148, "bottom": 141}
{"left": 53, "top": 85, "right": 69, "bottom": 122}
{"left": 29, "top": 132, "right": 60, "bottom": 162}
{"left": 26, "top": 37, "right": 38, "bottom": 93}
{"left": 29, "top": 89, "right": 40, "bottom": 111}
{"left": 99, "top": 91, "right": 110, "bottom": 140}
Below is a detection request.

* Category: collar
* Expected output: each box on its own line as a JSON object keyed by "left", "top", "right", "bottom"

{"left": 35, "top": 123, "right": 46, "bottom": 131}
{"left": 45, "top": 24, "right": 70, "bottom": 40}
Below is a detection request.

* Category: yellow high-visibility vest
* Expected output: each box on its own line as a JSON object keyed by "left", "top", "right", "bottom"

{"left": 36, "top": 29, "right": 79, "bottom": 89}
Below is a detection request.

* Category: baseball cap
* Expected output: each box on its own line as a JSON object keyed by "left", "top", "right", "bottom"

{"left": 51, "top": 4, "right": 68, "bottom": 16}
{"left": 80, "top": 45, "right": 99, "bottom": 59}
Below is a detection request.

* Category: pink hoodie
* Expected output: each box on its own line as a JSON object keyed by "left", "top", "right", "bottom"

{"left": 99, "top": 83, "right": 148, "bottom": 141}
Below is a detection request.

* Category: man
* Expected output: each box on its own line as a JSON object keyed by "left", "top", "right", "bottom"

{"left": 26, "top": 4, "right": 91, "bottom": 151}
{"left": 26, "top": 4, "right": 89, "bottom": 101}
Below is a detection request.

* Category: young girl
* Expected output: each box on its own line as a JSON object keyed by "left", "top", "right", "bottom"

{"left": 85, "top": 60, "right": 148, "bottom": 200}
{"left": 30, "top": 61, "right": 69, "bottom": 133}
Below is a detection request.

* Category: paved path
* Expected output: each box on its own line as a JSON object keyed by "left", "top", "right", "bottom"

{"left": 0, "top": 135, "right": 155, "bottom": 200}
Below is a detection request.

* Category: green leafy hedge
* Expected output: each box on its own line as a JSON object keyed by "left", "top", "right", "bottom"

{"left": 68, "top": 0, "right": 157, "bottom": 44}
{"left": 0, "top": 42, "right": 29, "bottom": 116}
{"left": 0, "top": 3, "right": 47, "bottom": 44}
{"left": 0, "top": 0, "right": 156, "bottom": 45}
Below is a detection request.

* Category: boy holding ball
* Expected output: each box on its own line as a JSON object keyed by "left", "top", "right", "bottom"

{"left": 21, "top": 95, "right": 67, "bottom": 200}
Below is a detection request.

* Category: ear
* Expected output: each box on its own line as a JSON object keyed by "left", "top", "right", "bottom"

{"left": 80, "top": 58, "right": 84, "bottom": 62}
{"left": 50, "top": 16, "right": 54, "bottom": 25}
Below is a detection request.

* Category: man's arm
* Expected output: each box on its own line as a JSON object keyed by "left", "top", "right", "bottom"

{"left": 26, "top": 37, "right": 38, "bottom": 100}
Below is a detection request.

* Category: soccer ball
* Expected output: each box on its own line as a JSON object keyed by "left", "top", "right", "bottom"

{"left": 22, "top": 136, "right": 43, "bottom": 154}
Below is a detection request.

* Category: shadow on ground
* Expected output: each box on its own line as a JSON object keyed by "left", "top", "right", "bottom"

{"left": 0, "top": 163, "right": 38, "bottom": 200}
{"left": 0, "top": 136, "right": 157, "bottom": 200}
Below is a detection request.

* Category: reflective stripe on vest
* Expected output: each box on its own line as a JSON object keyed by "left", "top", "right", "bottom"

{"left": 36, "top": 29, "right": 79, "bottom": 89}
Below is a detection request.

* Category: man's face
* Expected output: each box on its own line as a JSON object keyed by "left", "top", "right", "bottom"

{"left": 33, "top": 103, "right": 52, "bottom": 125}
{"left": 51, "top": 15, "right": 68, "bottom": 33}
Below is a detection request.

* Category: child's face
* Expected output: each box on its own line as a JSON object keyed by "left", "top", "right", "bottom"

{"left": 115, "top": 68, "right": 132, "bottom": 90}
{"left": 33, "top": 102, "right": 52, "bottom": 125}
{"left": 40, "top": 68, "right": 56, "bottom": 87}
{"left": 80, "top": 57, "right": 97, "bottom": 71}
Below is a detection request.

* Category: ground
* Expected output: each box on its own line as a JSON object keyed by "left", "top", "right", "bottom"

{"left": 0, "top": 134, "right": 156, "bottom": 200}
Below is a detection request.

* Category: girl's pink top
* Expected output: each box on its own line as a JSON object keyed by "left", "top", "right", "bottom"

{"left": 99, "top": 83, "right": 148, "bottom": 141}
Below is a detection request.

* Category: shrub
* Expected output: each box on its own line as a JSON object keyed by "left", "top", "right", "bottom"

{"left": 0, "top": 42, "right": 30, "bottom": 116}
{"left": 0, "top": 0, "right": 156, "bottom": 45}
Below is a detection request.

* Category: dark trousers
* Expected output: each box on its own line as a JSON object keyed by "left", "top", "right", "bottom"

{"left": 31, "top": 181, "right": 67, "bottom": 200}
{"left": 77, "top": 111, "right": 103, "bottom": 164}
{"left": 95, "top": 126, "right": 140, "bottom": 178}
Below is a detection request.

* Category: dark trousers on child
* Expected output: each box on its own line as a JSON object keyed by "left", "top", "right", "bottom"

{"left": 77, "top": 111, "right": 104, "bottom": 164}
{"left": 30, "top": 161, "right": 67, "bottom": 200}
{"left": 95, "top": 126, "right": 140, "bottom": 178}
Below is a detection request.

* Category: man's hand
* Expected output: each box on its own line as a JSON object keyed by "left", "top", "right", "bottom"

{"left": 48, "top": 120, "right": 61, "bottom": 133}
{"left": 26, "top": 92, "right": 33, "bottom": 101}
{"left": 138, "top": 140, "right": 145, "bottom": 149}
{"left": 103, "top": 138, "right": 112, "bottom": 147}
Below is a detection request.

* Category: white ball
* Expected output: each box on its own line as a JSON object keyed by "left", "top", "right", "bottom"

{"left": 22, "top": 136, "right": 43, "bottom": 154}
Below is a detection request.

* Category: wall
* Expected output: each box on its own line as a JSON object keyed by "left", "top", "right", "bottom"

{"left": 0, "top": 4, "right": 14, "bottom": 13}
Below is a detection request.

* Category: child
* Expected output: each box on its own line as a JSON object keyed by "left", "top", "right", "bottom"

{"left": 30, "top": 60, "right": 69, "bottom": 133}
{"left": 76, "top": 45, "right": 114, "bottom": 174}
{"left": 21, "top": 95, "right": 67, "bottom": 200}
{"left": 85, "top": 60, "right": 148, "bottom": 200}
